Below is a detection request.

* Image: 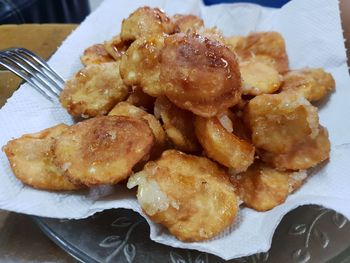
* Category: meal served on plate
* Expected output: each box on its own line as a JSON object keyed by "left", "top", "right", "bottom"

{"left": 2, "top": 6, "right": 335, "bottom": 242}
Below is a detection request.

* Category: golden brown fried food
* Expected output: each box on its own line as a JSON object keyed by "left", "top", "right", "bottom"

{"left": 126, "top": 87, "right": 156, "bottom": 111}
{"left": 60, "top": 62, "right": 129, "bottom": 118}
{"left": 245, "top": 92, "right": 319, "bottom": 154}
{"left": 195, "top": 112, "right": 255, "bottom": 173}
{"left": 54, "top": 116, "right": 154, "bottom": 186}
{"left": 230, "top": 161, "right": 290, "bottom": 211}
{"left": 3, "top": 124, "right": 81, "bottom": 191}
{"left": 261, "top": 126, "right": 330, "bottom": 170}
{"left": 121, "top": 6, "right": 176, "bottom": 42}
{"left": 127, "top": 150, "right": 238, "bottom": 242}
{"left": 108, "top": 102, "right": 166, "bottom": 156}
{"left": 171, "top": 14, "right": 224, "bottom": 44}
{"left": 104, "top": 35, "right": 131, "bottom": 61}
{"left": 155, "top": 97, "right": 200, "bottom": 152}
{"left": 288, "top": 170, "right": 307, "bottom": 193}
{"left": 281, "top": 68, "right": 335, "bottom": 102}
{"left": 120, "top": 35, "right": 165, "bottom": 97}
{"left": 172, "top": 14, "right": 204, "bottom": 33}
{"left": 80, "top": 44, "right": 114, "bottom": 66}
{"left": 240, "top": 60, "right": 282, "bottom": 95}
{"left": 160, "top": 33, "right": 241, "bottom": 117}
{"left": 234, "top": 32, "right": 289, "bottom": 73}
{"left": 197, "top": 27, "right": 226, "bottom": 44}
{"left": 225, "top": 36, "right": 244, "bottom": 52}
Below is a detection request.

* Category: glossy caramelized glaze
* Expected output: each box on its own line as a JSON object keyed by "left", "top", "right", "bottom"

{"left": 160, "top": 33, "right": 242, "bottom": 117}
{"left": 54, "top": 116, "right": 154, "bottom": 186}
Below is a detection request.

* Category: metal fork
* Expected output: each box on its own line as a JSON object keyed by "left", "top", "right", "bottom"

{"left": 0, "top": 48, "right": 64, "bottom": 101}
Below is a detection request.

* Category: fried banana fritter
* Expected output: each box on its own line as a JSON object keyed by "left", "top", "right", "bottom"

{"left": 245, "top": 93, "right": 319, "bottom": 154}
{"left": 230, "top": 161, "right": 290, "bottom": 211}
{"left": 172, "top": 14, "right": 204, "bottom": 33}
{"left": 261, "top": 126, "right": 330, "bottom": 170}
{"left": 231, "top": 162, "right": 307, "bottom": 211}
{"left": 195, "top": 112, "right": 255, "bottom": 173}
{"left": 240, "top": 60, "right": 282, "bottom": 95}
{"left": 108, "top": 102, "right": 166, "bottom": 156}
{"left": 104, "top": 35, "right": 131, "bottom": 61}
{"left": 155, "top": 97, "right": 200, "bottom": 152}
{"left": 224, "top": 36, "right": 244, "bottom": 52}
{"left": 126, "top": 87, "right": 156, "bottom": 111}
{"left": 120, "top": 35, "right": 165, "bottom": 97}
{"left": 121, "top": 7, "right": 176, "bottom": 42}
{"left": 172, "top": 14, "right": 225, "bottom": 43}
{"left": 160, "top": 33, "right": 241, "bottom": 117}
{"left": 54, "top": 116, "right": 154, "bottom": 186}
{"left": 60, "top": 62, "right": 129, "bottom": 118}
{"left": 3, "top": 124, "right": 81, "bottom": 191}
{"left": 80, "top": 44, "right": 114, "bottom": 66}
{"left": 127, "top": 150, "right": 238, "bottom": 242}
{"left": 197, "top": 27, "right": 226, "bottom": 44}
{"left": 281, "top": 68, "right": 335, "bottom": 102}
{"left": 234, "top": 32, "right": 289, "bottom": 73}
{"left": 288, "top": 170, "right": 308, "bottom": 193}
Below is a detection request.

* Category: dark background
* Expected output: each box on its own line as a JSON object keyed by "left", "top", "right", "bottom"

{"left": 0, "top": 0, "right": 290, "bottom": 24}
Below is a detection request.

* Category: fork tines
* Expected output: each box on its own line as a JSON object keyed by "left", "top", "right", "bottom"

{"left": 0, "top": 48, "right": 65, "bottom": 102}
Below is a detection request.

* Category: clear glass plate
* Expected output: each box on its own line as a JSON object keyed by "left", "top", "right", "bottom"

{"left": 33, "top": 205, "right": 350, "bottom": 263}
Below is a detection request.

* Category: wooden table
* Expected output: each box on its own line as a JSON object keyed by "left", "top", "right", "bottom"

{"left": 0, "top": 24, "right": 76, "bottom": 106}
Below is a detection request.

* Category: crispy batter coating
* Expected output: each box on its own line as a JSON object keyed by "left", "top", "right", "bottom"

{"left": 261, "top": 126, "right": 330, "bottom": 170}
{"left": 281, "top": 68, "right": 335, "bottom": 102}
{"left": 245, "top": 93, "right": 319, "bottom": 154}
{"left": 127, "top": 150, "right": 238, "bottom": 242}
{"left": 225, "top": 36, "right": 244, "bottom": 52}
{"left": 155, "top": 97, "right": 200, "bottom": 152}
{"left": 3, "top": 124, "right": 81, "bottom": 191}
{"left": 171, "top": 14, "right": 224, "bottom": 44}
{"left": 197, "top": 27, "right": 226, "bottom": 44}
{"left": 126, "top": 87, "right": 156, "bottom": 111}
{"left": 121, "top": 7, "right": 176, "bottom": 42}
{"left": 104, "top": 35, "right": 131, "bottom": 61}
{"left": 120, "top": 35, "right": 165, "bottom": 97}
{"left": 54, "top": 116, "right": 154, "bottom": 186}
{"left": 288, "top": 170, "right": 307, "bottom": 193}
{"left": 195, "top": 112, "right": 255, "bottom": 173}
{"left": 172, "top": 14, "right": 204, "bottom": 33}
{"left": 230, "top": 161, "right": 290, "bottom": 211}
{"left": 234, "top": 32, "right": 289, "bottom": 73}
{"left": 160, "top": 33, "right": 242, "bottom": 117}
{"left": 60, "top": 62, "right": 129, "bottom": 118}
{"left": 240, "top": 60, "right": 282, "bottom": 95}
{"left": 108, "top": 102, "right": 166, "bottom": 157}
{"left": 80, "top": 44, "right": 114, "bottom": 66}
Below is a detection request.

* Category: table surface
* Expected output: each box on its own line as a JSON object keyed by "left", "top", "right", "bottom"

{"left": 0, "top": 2, "right": 350, "bottom": 261}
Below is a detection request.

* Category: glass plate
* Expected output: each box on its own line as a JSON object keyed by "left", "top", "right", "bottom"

{"left": 33, "top": 205, "right": 350, "bottom": 263}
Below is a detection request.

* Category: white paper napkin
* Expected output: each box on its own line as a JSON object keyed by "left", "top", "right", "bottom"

{"left": 1, "top": 0, "right": 349, "bottom": 260}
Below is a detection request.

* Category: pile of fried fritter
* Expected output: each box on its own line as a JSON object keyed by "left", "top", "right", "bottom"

{"left": 3, "top": 7, "right": 335, "bottom": 242}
